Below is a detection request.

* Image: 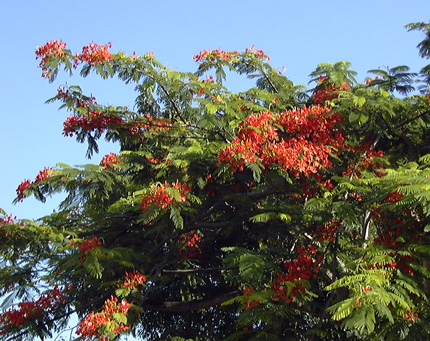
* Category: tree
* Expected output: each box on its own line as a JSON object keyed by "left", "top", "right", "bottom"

{"left": 2, "top": 23, "right": 430, "bottom": 340}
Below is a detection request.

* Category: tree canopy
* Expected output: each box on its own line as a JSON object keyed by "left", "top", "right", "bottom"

{"left": 2, "top": 22, "right": 430, "bottom": 340}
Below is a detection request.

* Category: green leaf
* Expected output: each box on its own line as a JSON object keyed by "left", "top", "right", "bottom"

{"left": 115, "top": 288, "right": 131, "bottom": 297}
{"left": 112, "top": 312, "right": 127, "bottom": 324}
{"left": 239, "top": 253, "right": 266, "bottom": 281}
{"left": 305, "top": 198, "right": 329, "bottom": 211}
{"left": 327, "top": 297, "right": 356, "bottom": 321}
{"left": 205, "top": 103, "right": 218, "bottom": 114}
{"left": 247, "top": 162, "right": 262, "bottom": 182}
{"left": 221, "top": 295, "right": 242, "bottom": 306}
{"left": 83, "top": 254, "right": 104, "bottom": 279}
{"left": 349, "top": 111, "right": 368, "bottom": 125}
{"left": 249, "top": 212, "right": 277, "bottom": 223}
{"left": 277, "top": 213, "right": 291, "bottom": 223}
{"left": 352, "top": 96, "right": 366, "bottom": 107}
{"left": 170, "top": 206, "right": 184, "bottom": 229}
{"left": 365, "top": 308, "right": 376, "bottom": 333}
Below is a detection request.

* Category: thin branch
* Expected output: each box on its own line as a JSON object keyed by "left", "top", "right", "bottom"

{"left": 162, "top": 266, "right": 238, "bottom": 274}
{"left": 122, "top": 65, "right": 231, "bottom": 143}
{"left": 151, "top": 133, "right": 224, "bottom": 141}
{"left": 156, "top": 81, "right": 187, "bottom": 122}
{"left": 260, "top": 65, "right": 279, "bottom": 94}
{"left": 395, "top": 110, "right": 430, "bottom": 130}
{"left": 246, "top": 178, "right": 287, "bottom": 198}
{"left": 140, "top": 290, "right": 241, "bottom": 312}
{"left": 361, "top": 210, "right": 372, "bottom": 243}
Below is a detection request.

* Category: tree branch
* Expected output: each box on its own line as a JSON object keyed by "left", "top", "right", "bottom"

{"left": 260, "top": 65, "right": 279, "bottom": 94}
{"left": 140, "top": 290, "right": 241, "bottom": 312}
{"left": 245, "top": 178, "right": 287, "bottom": 198}
{"left": 162, "top": 266, "right": 238, "bottom": 274}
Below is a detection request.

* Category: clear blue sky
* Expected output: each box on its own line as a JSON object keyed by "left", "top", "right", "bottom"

{"left": 1, "top": 1, "right": 430, "bottom": 337}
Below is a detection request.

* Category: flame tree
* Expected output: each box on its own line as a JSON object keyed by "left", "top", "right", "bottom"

{"left": 2, "top": 22, "right": 430, "bottom": 340}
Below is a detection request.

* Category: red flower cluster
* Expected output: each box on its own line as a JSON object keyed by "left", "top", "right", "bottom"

{"left": 57, "top": 87, "right": 71, "bottom": 99}
{"left": 343, "top": 142, "right": 385, "bottom": 178}
{"left": 16, "top": 167, "right": 56, "bottom": 201}
{"left": 56, "top": 86, "right": 175, "bottom": 139}
{"left": 0, "top": 286, "right": 68, "bottom": 333}
{"left": 385, "top": 191, "right": 404, "bottom": 204}
{"left": 35, "top": 167, "right": 54, "bottom": 182}
{"left": 300, "top": 174, "right": 334, "bottom": 199}
{"left": 193, "top": 46, "right": 269, "bottom": 62}
{"left": 271, "top": 246, "right": 320, "bottom": 303}
{"left": 178, "top": 232, "right": 202, "bottom": 261}
{"left": 313, "top": 81, "right": 350, "bottom": 104}
{"left": 405, "top": 309, "right": 419, "bottom": 321}
{"left": 374, "top": 225, "right": 406, "bottom": 248}
{"left": 219, "top": 106, "right": 345, "bottom": 177}
{"left": 0, "top": 214, "right": 18, "bottom": 228}
{"left": 137, "top": 114, "right": 173, "bottom": 133}
{"left": 16, "top": 179, "right": 31, "bottom": 202}
{"left": 35, "top": 40, "right": 113, "bottom": 78}
{"left": 372, "top": 223, "right": 416, "bottom": 276}
{"left": 63, "top": 107, "right": 173, "bottom": 138}
{"left": 75, "top": 42, "right": 113, "bottom": 66}
{"left": 121, "top": 270, "right": 147, "bottom": 289}
{"left": 35, "top": 39, "right": 67, "bottom": 78}
{"left": 69, "top": 237, "right": 103, "bottom": 267}
{"left": 68, "top": 236, "right": 102, "bottom": 254}
{"left": 219, "top": 111, "right": 276, "bottom": 170}
{"left": 314, "top": 221, "right": 341, "bottom": 243}
{"left": 365, "top": 76, "right": 381, "bottom": 85}
{"left": 193, "top": 48, "right": 239, "bottom": 62}
{"left": 244, "top": 45, "right": 270, "bottom": 60}
{"left": 100, "top": 153, "right": 122, "bottom": 170}
{"left": 362, "top": 286, "right": 373, "bottom": 293}
{"left": 242, "top": 287, "right": 261, "bottom": 311}
{"left": 76, "top": 296, "right": 131, "bottom": 340}
{"left": 0, "top": 214, "right": 24, "bottom": 238}
{"left": 63, "top": 110, "right": 123, "bottom": 137}
{"left": 141, "top": 180, "right": 191, "bottom": 212}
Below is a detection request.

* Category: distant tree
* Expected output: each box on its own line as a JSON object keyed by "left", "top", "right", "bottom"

{"left": 2, "top": 23, "right": 430, "bottom": 340}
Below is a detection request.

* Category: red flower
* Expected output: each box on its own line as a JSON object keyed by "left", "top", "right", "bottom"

{"left": 312, "top": 81, "right": 350, "bottom": 104}
{"left": 362, "top": 286, "right": 373, "bottom": 293}
{"left": 121, "top": 270, "right": 147, "bottom": 289}
{"left": 219, "top": 106, "right": 345, "bottom": 177}
{"left": 271, "top": 246, "right": 320, "bottom": 303}
{"left": 314, "top": 221, "right": 341, "bottom": 243}
{"left": 35, "top": 39, "right": 67, "bottom": 78}
{"left": 242, "top": 287, "right": 261, "bottom": 310}
{"left": 75, "top": 42, "right": 113, "bottom": 66}
{"left": 76, "top": 296, "right": 131, "bottom": 340}
{"left": 342, "top": 142, "right": 385, "bottom": 178}
{"left": 63, "top": 110, "right": 123, "bottom": 137}
{"left": 16, "top": 179, "right": 31, "bottom": 202}
{"left": 141, "top": 180, "right": 191, "bottom": 212}
{"left": 0, "top": 286, "right": 68, "bottom": 332}
{"left": 15, "top": 167, "right": 57, "bottom": 202}
{"left": 193, "top": 46, "right": 269, "bottom": 63}
{"left": 405, "top": 309, "right": 418, "bottom": 321}
{"left": 35, "top": 167, "right": 55, "bottom": 182}
{"left": 68, "top": 236, "right": 102, "bottom": 254}
{"left": 385, "top": 191, "right": 404, "bottom": 203}
{"left": 178, "top": 232, "right": 202, "bottom": 261}
{"left": 193, "top": 48, "right": 239, "bottom": 62}
{"left": 100, "top": 153, "right": 122, "bottom": 170}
